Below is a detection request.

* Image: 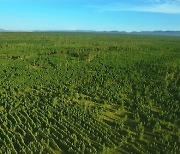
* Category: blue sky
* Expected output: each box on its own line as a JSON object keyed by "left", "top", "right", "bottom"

{"left": 0, "top": 0, "right": 180, "bottom": 31}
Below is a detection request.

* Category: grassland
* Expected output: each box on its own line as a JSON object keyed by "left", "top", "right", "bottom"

{"left": 0, "top": 32, "right": 179, "bottom": 154}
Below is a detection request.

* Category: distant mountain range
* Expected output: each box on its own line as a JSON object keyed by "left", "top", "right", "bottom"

{"left": 104, "top": 30, "right": 180, "bottom": 36}
{"left": 0, "top": 28, "right": 180, "bottom": 36}
{"left": 129, "top": 31, "right": 180, "bottom": 36}
{"left": 0, "top": 28, "right": 5, "bottom": 31}
{"left": 33, "top": 30, "right": 96, "bottom": 33}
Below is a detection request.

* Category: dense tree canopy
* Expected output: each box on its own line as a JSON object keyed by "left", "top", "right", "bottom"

{"left": 0, "top": 32, "right": 179, "bottom": 153}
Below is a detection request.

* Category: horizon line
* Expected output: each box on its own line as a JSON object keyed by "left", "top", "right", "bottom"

{"left": 1, "top": 29, "right": 180, "bottom": 33}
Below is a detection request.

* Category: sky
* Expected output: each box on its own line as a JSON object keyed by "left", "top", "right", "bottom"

{"left": 0, "top": 0, "right": 180, "bottom": 31}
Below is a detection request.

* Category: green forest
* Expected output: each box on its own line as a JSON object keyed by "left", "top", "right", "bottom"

{"left": 0, "top": 32, "right": 179, "bottom": 154}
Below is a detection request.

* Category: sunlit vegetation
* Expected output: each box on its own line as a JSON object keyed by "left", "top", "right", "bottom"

{"left": 0, "top": 32, "right": 179, "bottom": 153}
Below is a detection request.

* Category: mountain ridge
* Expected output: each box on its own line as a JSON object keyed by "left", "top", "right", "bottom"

{"left": 0, "top": 28, "right": 180, "bottom": 36}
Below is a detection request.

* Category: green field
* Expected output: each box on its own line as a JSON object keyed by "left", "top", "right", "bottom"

{"left": 0, "top": 32, "right": 179, "bottom": 154}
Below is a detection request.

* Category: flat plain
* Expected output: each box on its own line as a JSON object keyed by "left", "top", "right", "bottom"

{"left": 0, "top": 32, "right": 179, "bottom": 153}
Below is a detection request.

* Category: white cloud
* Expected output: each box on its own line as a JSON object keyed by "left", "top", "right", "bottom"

{"left": 138, "top": 3, "right": 180, "bottom": 14}
{"left": 90, "top": 0, "right": 180, "bottom": 14}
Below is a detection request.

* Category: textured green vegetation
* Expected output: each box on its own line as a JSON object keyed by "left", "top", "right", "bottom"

{"left": 0, "top": 32, "right": 179, "bottom": 154}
